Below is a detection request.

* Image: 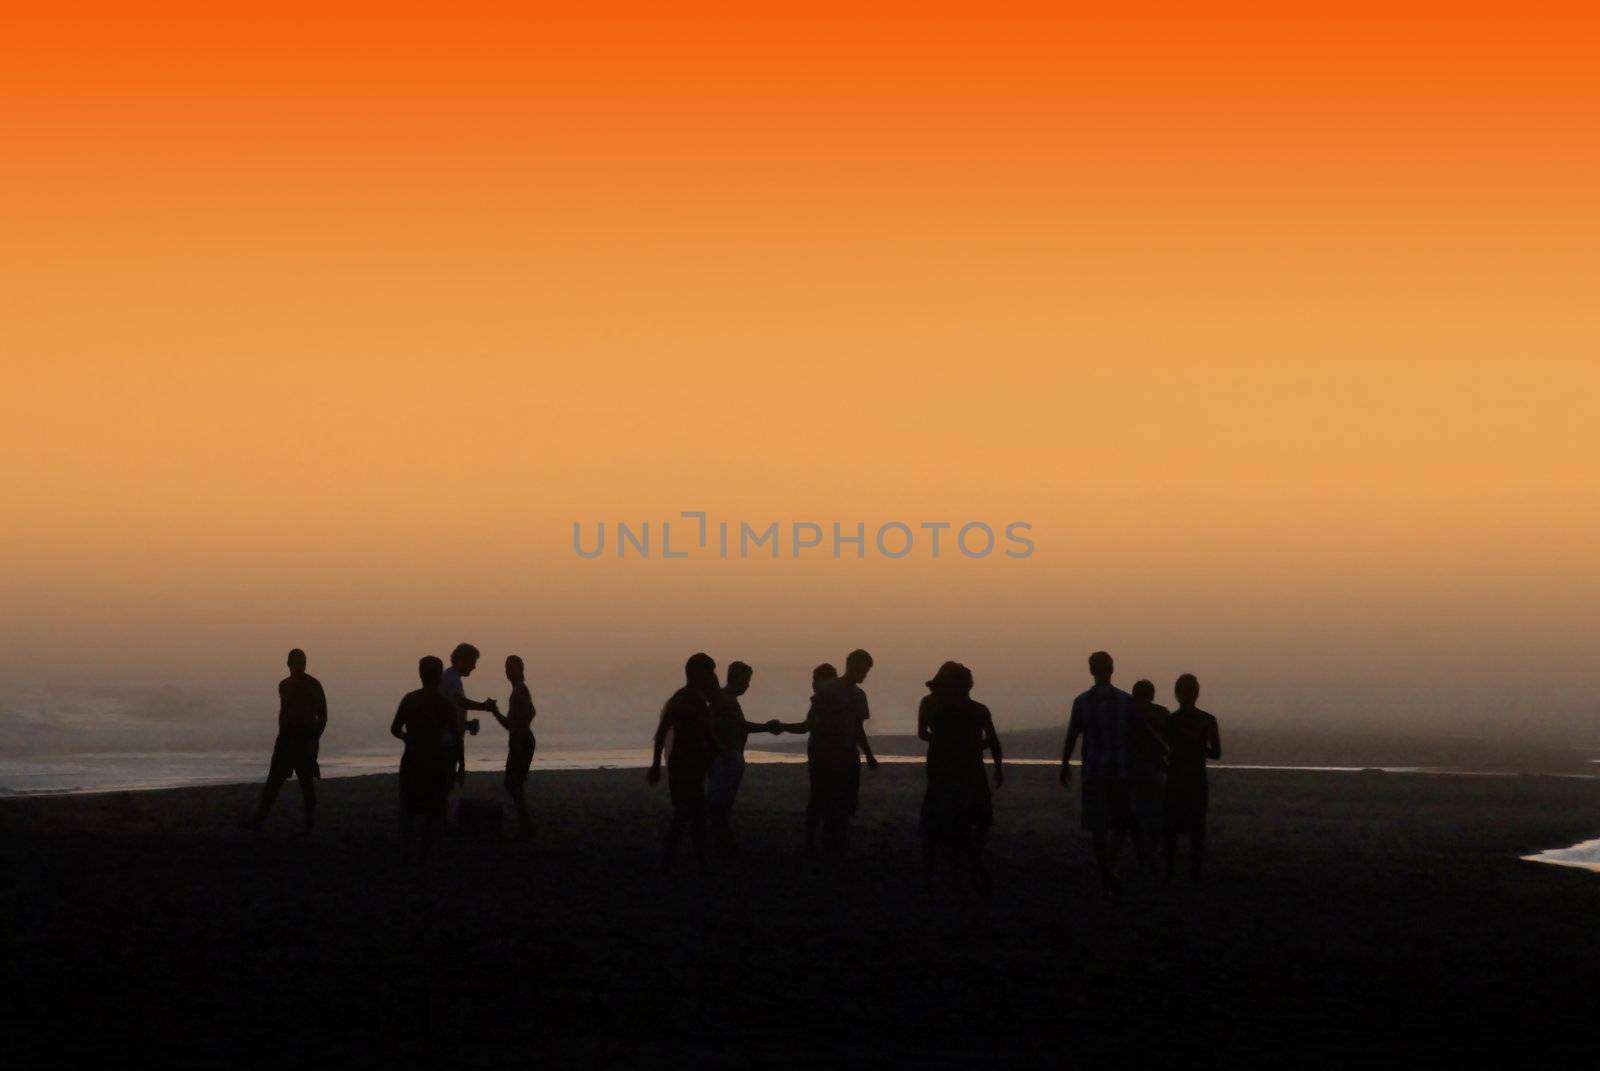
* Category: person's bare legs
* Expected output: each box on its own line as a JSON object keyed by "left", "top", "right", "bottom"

{"left": 823, "top": 816, "right": 849, "bottom": 857}
{"left": 970, "top": 828, "right": 993, "bottom": 900}
{"left": 662, "top": 812, "right": 687, "bottom": 873}
{"left": 689, "top": 809, "right": 708, "bottom": 875}
{"left": 419, "top": 807, "right": 440, "bottom": 864}
{"left": 297, "top": 771, "right": 317, "bottom": 833}
{"left": 515, "top": 788, "right": 531, "bottom": 840}
{"left": 1130, "top": 828, "right": 1154, "bottom": 874}
{"left": 506, "top": 780, "right": 531, "bottom": 840}
{"left": 1092, "top": 832, "right": 1122, "bottom": 895}
{"left": 804, "top": 803, "right": 823, "bottom": 857}
{"left": 707, "top": 803, "right": 732, "bottom": 856}
{"left": 1189, "top": 825, "right": 1207, "bottom": 882}
{"left": 246, "top": 771, "right": 286, "bottom": 830}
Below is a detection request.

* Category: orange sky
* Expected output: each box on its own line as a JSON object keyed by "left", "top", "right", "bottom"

{"left": 2, "top": 4, "right": 1597, "bottom": 737}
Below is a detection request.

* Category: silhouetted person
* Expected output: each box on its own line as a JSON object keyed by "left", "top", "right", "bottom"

{"left": 1126, "top": 678, "right": 1170, "bottom": 874}
{"left": 1161, "top": 673, "right": 1221, "bottom": 883}
{"left": 782, "top": 650, "right": 879, "bottom": 857}
{"left": 439, "top": 643, "right": 498, "bottom": 789}
{"left": 648, "top": 652, "right": 719, "bottom": 875}
{"left": 244, "top": 648, "right": 327, "bottom": 832}
{"left": 775, "top": 663, "right": 836, "bottom": 854}
{"left": 392, "top": 655, "right": 460, "bottom": 863}
{"left": 1061, "top": 650, "right": 1133, "bottom": 895}
{"left": 705, "top": 660, "right": 783, "bottom": 856}
{"left": 917, "top": 661, "right": 1003, "bottom": 897}
{"left": 489, "top": 654, "right": 536, "bottom": 841}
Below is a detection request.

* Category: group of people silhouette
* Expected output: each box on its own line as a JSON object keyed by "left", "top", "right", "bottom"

{"left": 243, "top": 645, "right": 1221, "bottom": 893}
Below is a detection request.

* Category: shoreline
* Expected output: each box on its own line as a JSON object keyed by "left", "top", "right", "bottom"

{"left": 5, "top": 746, "right": 1596, "bottom": 799}
{"left": 5, "top": 759, "right": 1597, "bottom": 871}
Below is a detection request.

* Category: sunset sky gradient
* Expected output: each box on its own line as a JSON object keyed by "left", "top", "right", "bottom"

{"left": 3, "top": 4, "right": 1597, "bottom": 741}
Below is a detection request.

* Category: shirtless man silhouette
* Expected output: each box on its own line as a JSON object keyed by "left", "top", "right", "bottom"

{"left": 1161, "top": 673, "right": 1222, "bottom": 883}
{"left": 244, "top": 648, "right": 327, "bottom": 833}
{"left": 648, "top": 653, "right": 719, "bottom": 875}
{"left": 706, "top": 661, "right": 782, "bottom": 856}
{"left": 489, "top": 655, "right": 537, "bottom": 841}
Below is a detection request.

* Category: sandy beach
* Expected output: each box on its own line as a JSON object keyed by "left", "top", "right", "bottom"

{"left": 3, "top": 763, "right": 1597, "bottom": 1066}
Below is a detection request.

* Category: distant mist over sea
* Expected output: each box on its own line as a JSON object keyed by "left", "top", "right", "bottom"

{"left": 3, "top": 672, "right": 1594, "bottom": 778}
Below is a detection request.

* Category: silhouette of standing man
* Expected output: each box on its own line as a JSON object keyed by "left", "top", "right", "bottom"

{"left": 392, "top": 655, "right": 460, "bottom": 863}
{"left": 489, "top": 654, "right": 537, "bottom": 841}
{"left": 244, "top": 648, "right": 327, "bottom": 832}
{"left": 1061, "top": 650, "right": 1133, "bottom": 895}
{"left": 1126, "top": 679, "right": 1170, "bottom": 875}
{"left": 706, "top": 661, "right": 782, "bottom": 856}
{"left": 649, "top": 652, "right": 719, "bottom": 875}
{"left": 783, "top": 649, "right": 880, "bottom": 857}
{"left": 439, "top": 643, "right": 498, "bottom": 789}
{"left": 1161, "top": 673, "right": 1221, "bottom": 883}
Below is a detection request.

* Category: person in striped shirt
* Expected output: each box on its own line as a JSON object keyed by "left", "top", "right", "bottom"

{"left": 1060, "top": 650, "right": 1134, "bottom": 896}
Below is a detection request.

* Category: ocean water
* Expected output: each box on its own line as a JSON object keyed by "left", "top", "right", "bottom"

{"left": 0, "top": 748, "right": 815, "bottom": 796}
{"left": 5, "top": 747, "right": 1583, "bottom": 798}
{"left": 1522, "top": 837, "right": 1600, "bottom": 873}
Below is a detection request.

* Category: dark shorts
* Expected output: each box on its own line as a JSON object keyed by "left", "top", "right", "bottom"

{"left": 706, "top": 752, "right": 746, "bottom": 808}
{"left": 667, "top": 759, "right": 708, "bottom": 814}
{"left": 505, "top": 734, "right": 535, "bottom": 790}
{"left": 1081, "top": 774, "right": 1132, "bottom": 833}
{"left": 1128, "top": 772, "right": 1165, "bottom": 832}
{"left": 399, "top": 751, "right": 450, "bottom": 817}
{"left": 267, "top": 737, "right": 317, "bottom": 784}
{"left": 808, "top": 750, "right": 861, "bottom": 821}
{"left": 920, "top": 777, "right": 993, "bottom": 842}
{"left": 1164, "top": 778, "right": 1209, "bottom": 835}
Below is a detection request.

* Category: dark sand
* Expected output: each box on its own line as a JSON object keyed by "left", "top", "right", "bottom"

{"left": 4, "top": 764, "right": 1597, "bottom": 1066}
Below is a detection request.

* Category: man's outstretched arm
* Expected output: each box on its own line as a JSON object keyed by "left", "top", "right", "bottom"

{"left": 1206, "top": 717, "right": 1222, "bottom": 761}
{"left": 777, "top": 701, "right": 816, "bottom": 734}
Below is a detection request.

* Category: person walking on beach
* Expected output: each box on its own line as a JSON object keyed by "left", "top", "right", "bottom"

{"left": 648, "top": 652, "right": 719, "bottom": 875}
{"left": 488, "top": 654, "right": 537, "bottom": 841}
{"left": 1126, "top": 679, "right": 1170, "bottom": 874}
{"left": 781, "top": 649, "right": 880, "bottom": 857}
{"left": 439, "top": 643, "right": 498, "bottom": 789}
{"left": 706, "top": 660, "right": 783, "bottom": 856}
{"left": 244, "top": 648, "right": 327, "bottom": 832}
{"left": 776, "top": 662, "right": 837, "bottom": 852}
{"left": 1061, "top": 651, "right": 1134, "bottom": 895}
{"left": 1161, "top": 673, "right": 1221, "bottom": 883}
{"left": 917, "top": 661, "right": 1003, "bottom": 897}
{"left": 391, "top": 655, "right": 460, "bottom": 863}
